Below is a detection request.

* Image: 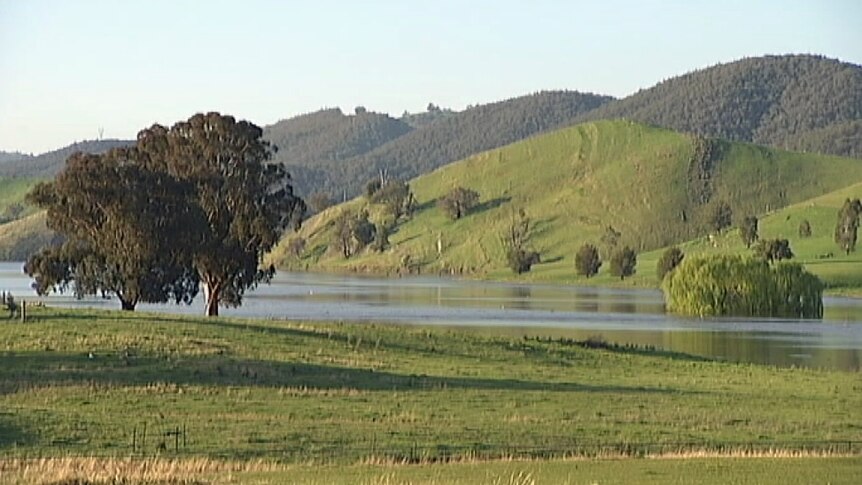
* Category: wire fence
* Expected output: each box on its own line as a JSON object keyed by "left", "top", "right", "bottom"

{"left": 5, "top": 425, "right": 861, "bottom": 464}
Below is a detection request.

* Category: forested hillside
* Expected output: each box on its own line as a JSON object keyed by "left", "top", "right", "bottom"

{"left": 271, "top": 120, "right": 862, "bottom": 283}
{"left": 0, "top": 151, "right": 32, "bottom": 164}
{"left": 0, "top": 139, "right": 132, "bottom": 178}
{"left": 264, "top": 108, "right": 413, "bottom": 165}
{"left": 291, "top": 91, "right": 612, "bottom": 197}
{"left": 577, "top": 55, "right": 862, "bottom": 157}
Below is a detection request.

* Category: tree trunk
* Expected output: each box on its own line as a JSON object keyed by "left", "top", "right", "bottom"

{"left": 203, "top": 282, "right": 220, "bottom": 317}
{"left": 120, "top": 299, "right": 136, "bottom": 311}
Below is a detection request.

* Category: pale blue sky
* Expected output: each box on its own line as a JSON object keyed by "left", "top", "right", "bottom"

{"left": 1, "top": 0, "right": 860, "bottom": 154}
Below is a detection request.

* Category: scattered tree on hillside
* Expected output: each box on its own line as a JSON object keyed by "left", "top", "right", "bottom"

{"left": 710, "top": 202, "right": 733, "bottom": 233}
{"left": 656, "top": 246, "right": 684, "bottom": 281}
{"left": 438, "top": 187, "right": 480, "bottom": 220}
{"left": 609, "top": 246, "right": 637, "bottom": 280}
{"left": 600, "top": 225, "right": 621, "bottom": 258}
{"left": 755, "top": 238, "right": 794, "bottom": 264}
{"left": 370, "top": 179, "right": 415, "bottom": 219}
{"left": 835, "top": 198, "right": 862, "bottom": 255}
{"left": 351, "top": 211, "right": 376, "bottom": 249}
{"left": 364, "top": 178, "right": 383, "bottom": 198}
{"left": 574, "top": 243, "right": 602, "bottom": 278}
{"left": 24, "top": 149, "right": 200, "bottom": 311}
{"left": 739, "top": 215, "right": 759, "bottom": 248}
{"left": 502, "top": 209, "right": 540, "bottom": 274}
{"left": 332, "top": 210, "right": 376, "bottom": 258}
{"left": 371, "top": 223, "right": 390, "bottom": 252}
{"left": 798, "top": 219, "right": 812, "bottom": 238}
{"left": 136, "top": 112, "right": 306, "bottom": 317}
{"left": 308, "top": 192, "right": 333, "bottom": 213}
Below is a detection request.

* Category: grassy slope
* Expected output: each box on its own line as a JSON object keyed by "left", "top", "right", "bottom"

{"left": 1, "top": 307, "right": 859, "bottom": 465}
{"left": 271, "top": 120, "right": 862, "bottom": 288}
{"left": 0, "top": 211, "right": 55, "bottom": 261}
{"left": 0, "top": 177, "right": 38, "bottom": 217}
{"left": 634, "top": 181, "right": 862, "bottom": 292}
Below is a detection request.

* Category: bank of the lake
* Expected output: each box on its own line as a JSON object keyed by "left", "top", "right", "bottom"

{"left": 3, "top": 263, "right": 862, "bottom": 371}
{"left": 1, "top": 307, "right": 859, "bottom": 466}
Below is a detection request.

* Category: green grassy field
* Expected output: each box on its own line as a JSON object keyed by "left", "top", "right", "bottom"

{"left": 1, "top": 307, "right": 859, "bottom": 470}
{"left": 270, "top": 120, "right": 862, "bottom": 292}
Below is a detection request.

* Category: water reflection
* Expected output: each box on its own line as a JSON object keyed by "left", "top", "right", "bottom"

{"left": 1, "top": 262, "right": 861, "bottom": 371}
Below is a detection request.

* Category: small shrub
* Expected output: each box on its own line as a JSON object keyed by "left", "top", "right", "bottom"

{"left": 755, "top": 238, "right": 793, "bottom": 263}
{"left": 656, "top": 246, "right": 684, "bottom": 281}
{"left": 574, "top": 243, "right": 601, "bottom": 278}
{"left": 739, "top": 215, "right": 758, "bottom": 248}
{"left": 710, "top": 201, "right": 733, "bottom": 233}
{"left": 438, "top": 187, "right": 480, "bottom": 220}
{"left": 609, "top": 246, "right": 636, "bottom": 280}
{"left": 798, "top": 219, "right": 812, "bottom": 238}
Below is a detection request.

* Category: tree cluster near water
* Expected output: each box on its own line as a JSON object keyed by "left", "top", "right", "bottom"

{"left": 502, "top": 209, "right": 540, "bottom": 274}
{"left": 574, "top": 243, "right": 601, "bottom": 278}
{"left": 24, "top": 113, "right": 306, "bottom": 316}
{"left": 663, "top": 255, "right": 823, "bottom": 318}
{"left": 755, "top": 238, "right": 794, "bottom": 263}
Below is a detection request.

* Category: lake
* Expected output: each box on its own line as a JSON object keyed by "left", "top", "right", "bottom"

{"left": 2, "top": 261, "right": 861, "bottom": 371}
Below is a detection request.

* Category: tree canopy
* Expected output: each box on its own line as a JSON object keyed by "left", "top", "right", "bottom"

{"left": 26, "top": 113, "right": 305, "bottom": 316}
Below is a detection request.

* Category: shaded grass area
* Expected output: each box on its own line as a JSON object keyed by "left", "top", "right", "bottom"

{"left": 0, "top": 307, "right": 860, "bottom": 465}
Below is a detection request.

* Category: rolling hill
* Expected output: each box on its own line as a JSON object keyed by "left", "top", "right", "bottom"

{"left": 281, "top": 90, "right": 613, "bottom": 198}
{"left": 576, "top": 54, "right": 862, "bottom": 158}
{"left": 269, "top": 120, "right": 862, "bottom": 287}
{"left": 635, "top": 181, "right": 862, "bottom": 293}
{"left": 0, "top": 139, "right": 132, "bottom": 178}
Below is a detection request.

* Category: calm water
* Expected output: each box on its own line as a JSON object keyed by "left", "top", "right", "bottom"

{"left": 2, "top": 262, "right": 861, "bottom": 371}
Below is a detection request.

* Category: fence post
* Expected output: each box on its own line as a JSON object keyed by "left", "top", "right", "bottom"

{"left": 20, "top": 300, "right": 26, "bottom": 323}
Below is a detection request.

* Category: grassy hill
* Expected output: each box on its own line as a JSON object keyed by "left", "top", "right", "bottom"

{"left": 0, "top": 139, "right": 131, "bottom": 179}
{"left": 0, "top": 212, "right": 58, "bottom": 261}
{"left": 577, "top": 54, "right": 862, "bottom": 159}
{"left": 634, "top": 181, "right": 862, "bottom": 294}
{"left": 279, "top": 91, "right": 612, "bottom": 198}
{"left": 0, "top": 177, "right": 41, "bottom": 226}
{"left": 270, "top": 120, "right": 862, "bottom": 286}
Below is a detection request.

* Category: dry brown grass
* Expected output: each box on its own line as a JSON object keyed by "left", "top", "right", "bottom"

{"left": 355, "top": 446, "right": 857, "bottom": 467}
{"left": 0, "top": 456, "right": 280, "bottom": 485}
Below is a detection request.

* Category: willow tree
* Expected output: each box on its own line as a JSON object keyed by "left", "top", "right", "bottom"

{"left": 25, "top": 149, "right": 200, "bottom": 310}
{"left": 137, "top": 113, "right": 306, "bottom": 316}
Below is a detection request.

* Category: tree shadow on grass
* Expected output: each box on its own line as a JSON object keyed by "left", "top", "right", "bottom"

{"left": 0, "top": 351, "right": 687, "bottom": 397}
{"left": 0, "top": 413, "right": 36, "bottom": 448}
{"left": 472, "top": 196, "right": 511, "bottom": 214}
